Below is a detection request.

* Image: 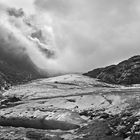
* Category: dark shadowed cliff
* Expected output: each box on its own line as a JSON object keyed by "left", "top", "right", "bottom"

{"left": 0, "top": 49, "right": 41, "bottom": 90}
{"left": 84, "top": 55, "right": 140, "bottom": 85}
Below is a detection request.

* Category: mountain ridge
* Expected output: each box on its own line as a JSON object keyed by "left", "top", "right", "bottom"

{"left": 84, "top": 55, "right": 140, "bottom": 85}
{"left": 0, "top": 53, "right": 41, "bottom": 90}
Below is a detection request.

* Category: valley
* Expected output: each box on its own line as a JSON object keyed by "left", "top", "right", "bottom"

{"left": 0, "top": 74, "right": 140, "bottom": 140}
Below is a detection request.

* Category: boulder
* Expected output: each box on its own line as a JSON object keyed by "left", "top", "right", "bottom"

{"left": 0, "top": 105, "right": 85, "bottom": 130}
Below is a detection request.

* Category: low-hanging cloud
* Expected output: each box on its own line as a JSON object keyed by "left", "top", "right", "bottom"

{"left": 1, "top": 0, "right": 140, "bottom": 76}
{"left": 0, "top": 5, "right": 39, "bottom": 75}
{"left": 0, "top": 3, "right": 66, "bottom": 76}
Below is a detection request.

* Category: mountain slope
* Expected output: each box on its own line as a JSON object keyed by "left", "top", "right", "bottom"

{"left": 0, "top": 52, "right": 41, "bottom": 90}
{"left": 84, "top": 55, "right": 140, "bottom": 85}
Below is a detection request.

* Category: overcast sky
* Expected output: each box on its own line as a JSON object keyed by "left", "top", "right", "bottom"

{"left": 1, "top": 0, "right": 140, "bottom": 73}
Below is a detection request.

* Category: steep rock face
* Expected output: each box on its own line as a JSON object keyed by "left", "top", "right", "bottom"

{"left": 84, "top": 55, "right": 140, "bottom": 85}
{"left": 0, "top": 55, "right": 41, "bottom": 90}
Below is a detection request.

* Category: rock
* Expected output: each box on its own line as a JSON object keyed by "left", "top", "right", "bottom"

{"left": 0, "top": 126, "right": 63, "bottom": 140}
{"left": 76, "top": 120, "right": 123, "bottom": 140}
{"left": 100, "top": 113, "right": 110, "bottom": 119}
{"left": 84, "top": 55, "right": 140, "bottom": 85}
{"left": 0, "top": 48, "right": 43, "bottom": 90}
{"left": 26, "top": 130, "right": 62, "bottom": 140}
{"left": 66, "top": 99, "right": 76, "bottom": 103}
{"left": 0, "top": 105, "right": 85, "bottom": 130}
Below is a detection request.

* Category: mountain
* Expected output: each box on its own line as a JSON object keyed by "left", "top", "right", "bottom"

{"left": 84, "top": 55, "right": 140, "bottom": 85}
{"left": 0, "top": 52, "right": 41, "bottom": 90}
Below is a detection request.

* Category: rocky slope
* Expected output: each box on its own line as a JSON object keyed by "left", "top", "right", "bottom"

{"left": 0, "top": 74, "right": 140, "bottom": 140}
{"left": 0, "top": 53, "right": 41, "bottom": 91}
{"left": 84, "top": 55, "right": 140, "bottom": 85}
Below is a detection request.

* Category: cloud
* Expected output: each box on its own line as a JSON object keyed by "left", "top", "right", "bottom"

{"left": 7, "top": 8, "right": 24, "bottom": 17}
{"left": 0, "top": 6, "right": 38, "bottom": 74}
{"left": 34, "top": 0, "right": 73, "bottom": 17}
{"left": 33, "top": 0, "right": 140, "bottom": 72}
{"left": 0, "top": 3, "right": 63, "bottom": 76}
{"left": 1, "top": 0, "right": 140, "bottom": 76}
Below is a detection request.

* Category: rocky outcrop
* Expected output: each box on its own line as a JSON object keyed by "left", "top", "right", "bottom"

{"left": 84, "top": 55, "right": 140, "bottom": 85}
{"left": 0, "top": 106, "right": 84, "bottom": 130}
{"left": 0, "top": 55, "right": 41, "bottom": 91}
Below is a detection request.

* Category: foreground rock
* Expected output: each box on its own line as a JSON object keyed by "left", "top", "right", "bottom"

{"left": 0, "top": 126, "right": 63, "bottom": 140}
{"left": 0, "top": 105, "right": 84, "bottom": 130}
{"left": 84, "top": 55, "right": 140, "bottom": 85}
